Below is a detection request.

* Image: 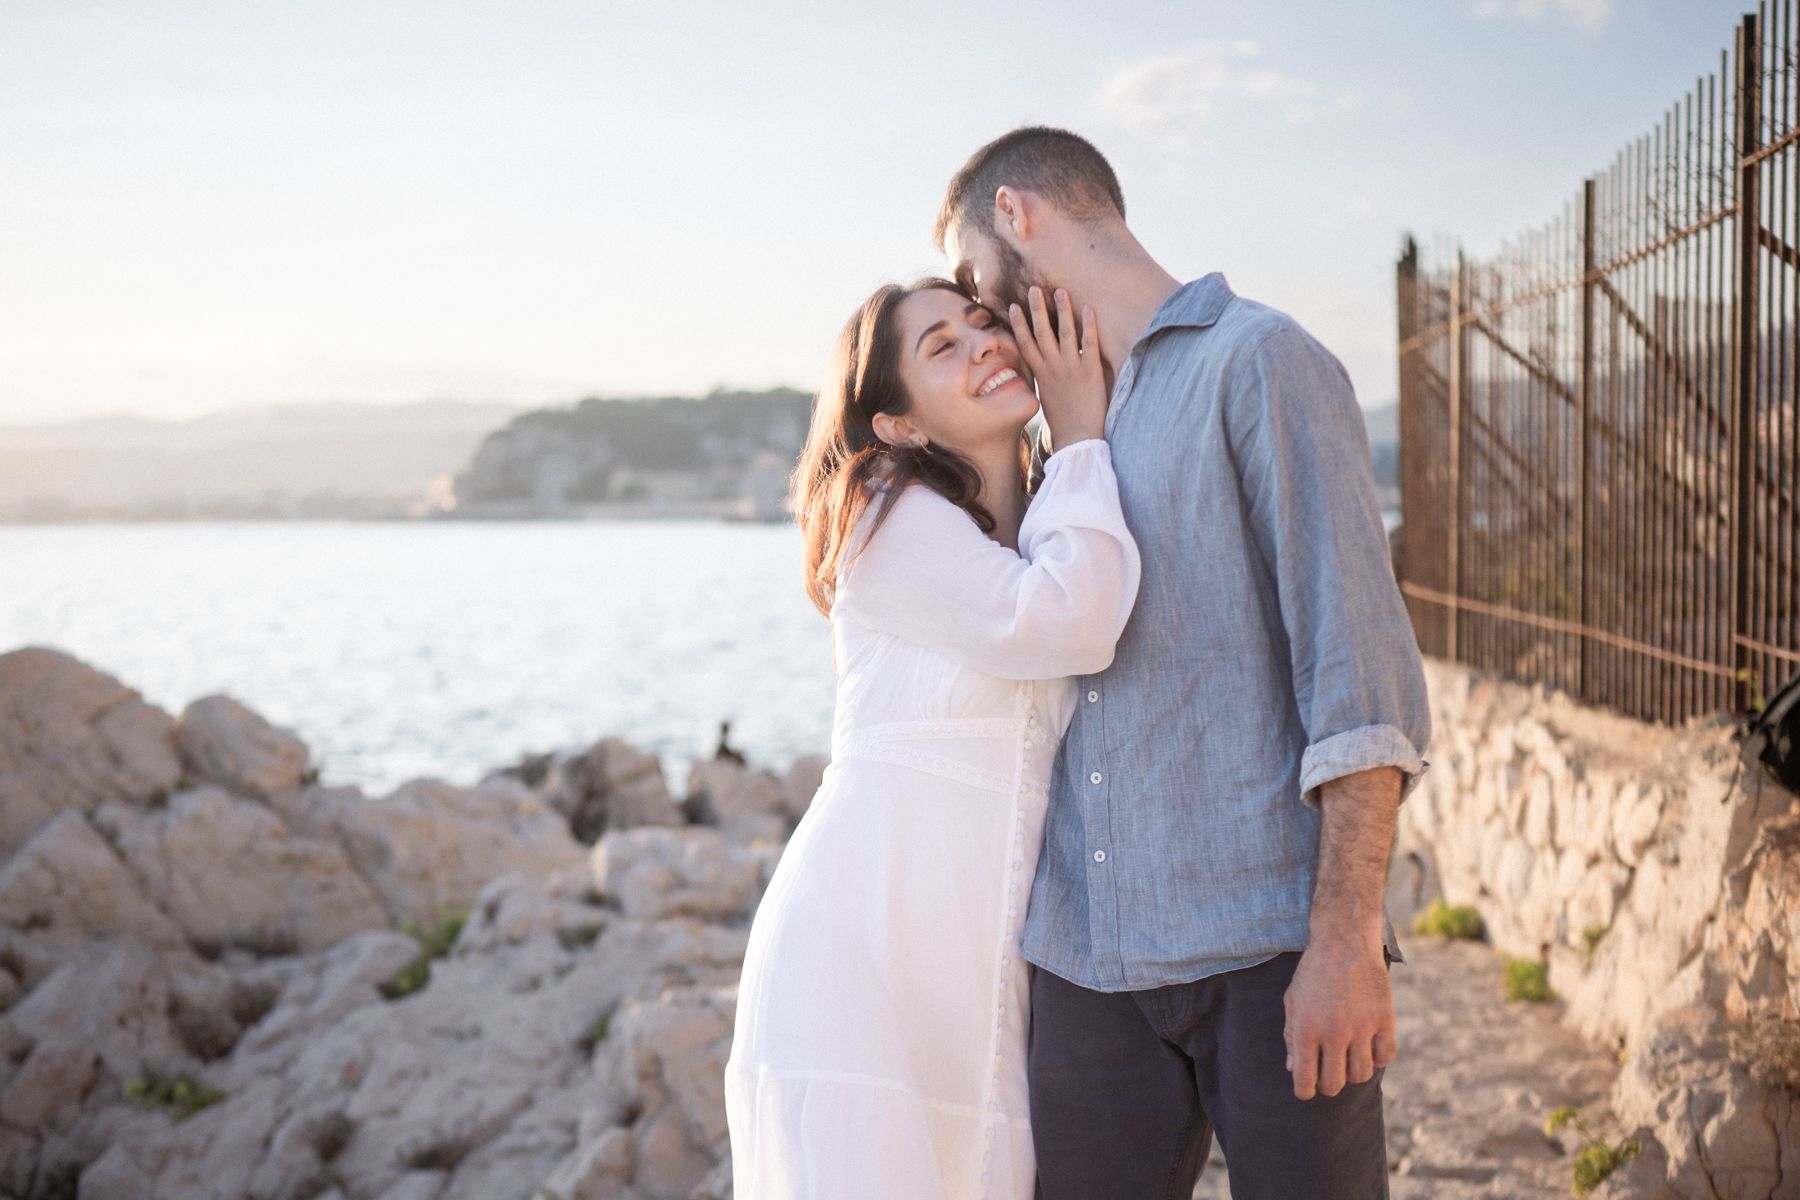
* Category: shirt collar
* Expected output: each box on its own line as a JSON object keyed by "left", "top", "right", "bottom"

{"left": 1138, "top": 272, "right": 1234, "bottom": 343}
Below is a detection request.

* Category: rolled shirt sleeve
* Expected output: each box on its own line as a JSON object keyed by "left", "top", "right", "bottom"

{"left": 1226, "top": 326, "right": 1432, "bottom": 809}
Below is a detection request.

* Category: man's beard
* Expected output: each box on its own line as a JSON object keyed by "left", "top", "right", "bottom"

{"left": 988, "top": 237, "right": 1063, "bottom": 339}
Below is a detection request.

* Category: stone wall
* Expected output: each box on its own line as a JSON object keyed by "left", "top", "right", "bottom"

{"left": 1395, "top": 659, "right": 1800, "bottom": 1198}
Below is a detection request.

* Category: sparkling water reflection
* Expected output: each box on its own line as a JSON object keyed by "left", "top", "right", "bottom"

{"left": 0, "top": 520, "right": 836, "bottom": 794}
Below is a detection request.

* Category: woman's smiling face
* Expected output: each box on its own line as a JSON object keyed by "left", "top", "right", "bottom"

{"left": 882, "top": 287, "right": 1037, "bottom": 455}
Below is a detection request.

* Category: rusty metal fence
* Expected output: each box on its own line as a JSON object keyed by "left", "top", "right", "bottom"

{"left": 1397, "top": 4, "right": 1800, "bottom": 725}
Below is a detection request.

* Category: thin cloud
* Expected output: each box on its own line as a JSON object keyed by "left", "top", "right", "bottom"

{"left": 1096, "top": 42, "right": 1365, "bottom": 152}
{"left": 1473, "top": 0, "right": 1613, "bottom": 31}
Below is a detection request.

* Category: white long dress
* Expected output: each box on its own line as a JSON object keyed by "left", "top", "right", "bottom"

{"left": 724, "top": 438, "right": 1141, "bottom": 1199}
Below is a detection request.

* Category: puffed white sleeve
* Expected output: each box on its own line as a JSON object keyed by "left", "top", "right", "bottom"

{"left": 834, "top": 437, "right": 1141, "bottom": 679}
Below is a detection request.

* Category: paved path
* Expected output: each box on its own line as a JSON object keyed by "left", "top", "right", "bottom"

{"left": 1191, "top": 937, "right": 1630, "bottom": 1199}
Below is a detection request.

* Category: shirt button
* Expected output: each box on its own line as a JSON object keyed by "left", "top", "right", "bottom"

{"left": 1093, "top": 850, "right": 1107, "bottom": 863}
{"left": 1023, "top": 739, "right": 1033, "bottom": 750}
{"left": 1087, "top": 690, "right": 1099, "bottom": 703}
{"left": 1089, "top": 771, "right": 1103, "bottom": 785}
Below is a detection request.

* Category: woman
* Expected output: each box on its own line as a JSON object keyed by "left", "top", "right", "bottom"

{"left": 723, "top": 278, "right": 1140, "bottom": 1198}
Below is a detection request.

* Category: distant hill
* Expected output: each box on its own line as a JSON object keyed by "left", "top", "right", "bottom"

{"left": 1364, "top": 402, "right": 1399, "bottom": 502}
{"left": 0, "top": 399, "right": 528, "bottom": 521}
{"left": 0, "top": 391, "right": 1401, "bottom": 523}
{"left": 453, "top": 389, "right": 812, "bottom": 518}
{"left": 454, "top": 391, "right": 1400, "bottom": 519}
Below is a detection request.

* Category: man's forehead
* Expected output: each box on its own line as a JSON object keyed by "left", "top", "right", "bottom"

{"left": 942, "top": 220, "right": 984, "bottom": 260}
{"left": 940, "top": 227, "right": 984, "bottom": 298}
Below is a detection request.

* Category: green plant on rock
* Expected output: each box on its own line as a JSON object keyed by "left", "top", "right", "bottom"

{"left": 1504, "top": 957, "right": 1553, "bottom": 1003}
{"left": 381, "top": 906, "right": 469, "bottom": 1001}
{"left": 124, "top": 1073, "right": 228, "bottom": 1123}
{"left": 1411, "top": 899, "right": 1486, "bottom": 940}
{"left": 556, "top": 920, "right": 605, "bottom": 950}
{"left": 381, "top": 956, "right": 431, "bottom": 1000}
{"left": 1580, "top": 924, "right": 1609, "bottom": 956}
{"left": 578, "top": 1008, "right": 615, "bottom": 1054}
{"left": 1546, "top": 1106, "right": 1640, "bottom": 1196}
{"left": 400, "top": 908, "right": 467, "bottom": 958}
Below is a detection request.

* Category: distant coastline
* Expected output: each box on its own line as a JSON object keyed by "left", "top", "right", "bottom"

{"left": 0, "top": 392, "right": 1399, "bottom": 526}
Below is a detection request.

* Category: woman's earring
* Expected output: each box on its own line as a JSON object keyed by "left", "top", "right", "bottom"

{"left": 909, "top": 434, "right": 928, "bottom": 449}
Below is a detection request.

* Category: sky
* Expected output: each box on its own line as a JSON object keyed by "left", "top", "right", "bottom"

{"left": 0, "top": 0, "right": 1760, "bottom": 425}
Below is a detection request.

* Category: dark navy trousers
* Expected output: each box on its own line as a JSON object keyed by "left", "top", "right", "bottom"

{"left": 1028, "top": 952, "right": 1390, "bottom": 1200}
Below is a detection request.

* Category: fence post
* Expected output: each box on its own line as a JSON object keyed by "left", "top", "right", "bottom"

{"left": 1578, "top": 178, "right": 1596, "bottom": 705}
{"left": 1732, "top": 12, "right": 1761, "bottom": 716}
{"left": 1395, "top": 237, "right": 1417, "bottom": 589}
{"left": 1447, "top": 250, "right": 1465, "bottom": 663}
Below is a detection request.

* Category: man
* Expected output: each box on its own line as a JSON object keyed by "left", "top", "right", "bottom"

{"left": 936, "top": 126, "right": 1431, "bottom": 1198}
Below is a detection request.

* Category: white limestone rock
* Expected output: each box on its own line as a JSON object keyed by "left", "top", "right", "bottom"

{"left": 309, "top": 774, "right": 588, "bottom": 923}
{"left": 540, "top": 1125, "right": 633, "bottom": 1200}
{"left": 175, "top": 694, "right": 311, "bottom": 801}
{"left": 0, "top": 647, "right": 180, "bottom": 860}
{"left": 591, "top": 828, "right": 760, "bottom": 924}
{"left": 0, "top": 941, "right": 242, "bottom": 1138}
{"left": 602, "top": 985, "right": 736, "bottom": 1198}
{"left": 1613, "top": 1006, "right": 1800, "bottom": 1200}
{"left": 455, "top": 866, "right": 608, "bottom": 955}
{"left": 92, "top": 787, "right": 389, "bottom": 957}
{"left": 0, "top": 809, "right": 185, "bottom": 988}
{"left": 226, "top": 930, "right": 423, "bottom": 1074}
{"left": 683, "top": 759, "right": 790, "bottom": 845}
{"left": 540, "top": 738, "right": 684, "bottom": 843}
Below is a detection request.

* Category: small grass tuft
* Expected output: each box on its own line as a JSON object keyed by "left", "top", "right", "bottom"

{"left": 124, "top": 1073, "right": 228, "bottom": 1123}
{"left": 399, "top": 908, "right": 467, "bottom": 958}
{"left": 578, "top": 1008, "right": 615, "bottom": 1054}
{"left": 1411, "top": 899, "right": 1486, "bottom": 940}
{"left": 1580, "top": 924, "right": 1609, "bottom": 955}
{"left": 556, "top": 921, "right": 606, "bottom": 950}
{"left": 380, "top": 906, "right": 468, "bottom": 1001}
{"left": 1547, "top": 1106, "right": 1640, "bottom": 1195}
{"left": 1504, "top": 957, "right": 1553, "bottom": 1003}
{"left": 380, "top": 956, "right": 431, "bottom": 1000}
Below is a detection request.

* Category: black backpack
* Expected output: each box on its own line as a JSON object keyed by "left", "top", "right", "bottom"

{"left": 1742, "top": 672, "right": 1800, "bottom": 796}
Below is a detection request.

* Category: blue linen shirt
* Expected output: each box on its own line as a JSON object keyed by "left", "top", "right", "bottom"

{"left": 1022, "top": 274, "right": 1433, "bottom": 992}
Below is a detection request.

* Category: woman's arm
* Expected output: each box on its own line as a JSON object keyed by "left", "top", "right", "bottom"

{"left": 836, "top": 440, "right": 1140, "bottom": 679}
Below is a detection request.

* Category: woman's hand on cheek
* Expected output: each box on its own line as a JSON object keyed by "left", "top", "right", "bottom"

{"left": 1009, "top": 287, "right": 1106, "bottom": 451}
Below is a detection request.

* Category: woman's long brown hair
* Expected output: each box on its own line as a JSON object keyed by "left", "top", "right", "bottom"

{"left": 793, "top": 278, "right": 1035, "bottom": 617}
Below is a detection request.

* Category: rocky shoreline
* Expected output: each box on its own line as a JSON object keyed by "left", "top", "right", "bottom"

{"left": 0, "top": 646, "right": 815, "bottom": 1200}
{"left": 4, "top": 645, "right": 1794, "bottom": 1199}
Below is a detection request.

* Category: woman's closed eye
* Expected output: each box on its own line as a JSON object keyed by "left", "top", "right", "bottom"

{"left": 930, "top": 312, "right": 1000, "bottom": 357}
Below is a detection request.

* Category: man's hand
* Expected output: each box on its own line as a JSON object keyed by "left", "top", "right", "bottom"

{"left": 1283, "top": 933, "right": 1395, "bottom": 1100}
{"left": 1283, "top": 763, "right": 1402, "bottom": 1100}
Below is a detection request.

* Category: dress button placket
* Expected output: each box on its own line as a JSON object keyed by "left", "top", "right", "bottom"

{"left": 983, "top": 691, "right": 1036, "bottom": 1191}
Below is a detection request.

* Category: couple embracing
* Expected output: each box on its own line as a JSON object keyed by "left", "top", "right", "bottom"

{"left": 723, "top": 126, "right": 1432, "bottom": 1200}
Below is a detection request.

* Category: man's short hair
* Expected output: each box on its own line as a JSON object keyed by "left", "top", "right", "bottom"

{"left": 933, "top": 126, "right": 1126, "bottom": 250}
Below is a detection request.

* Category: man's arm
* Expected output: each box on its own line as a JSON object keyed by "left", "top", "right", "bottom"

{"left": 1285, "top": 764, "right": 1400, "bottom": 1100}
{"left": 1222, "top": 320, "right": 1432, "bottom": 1100}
